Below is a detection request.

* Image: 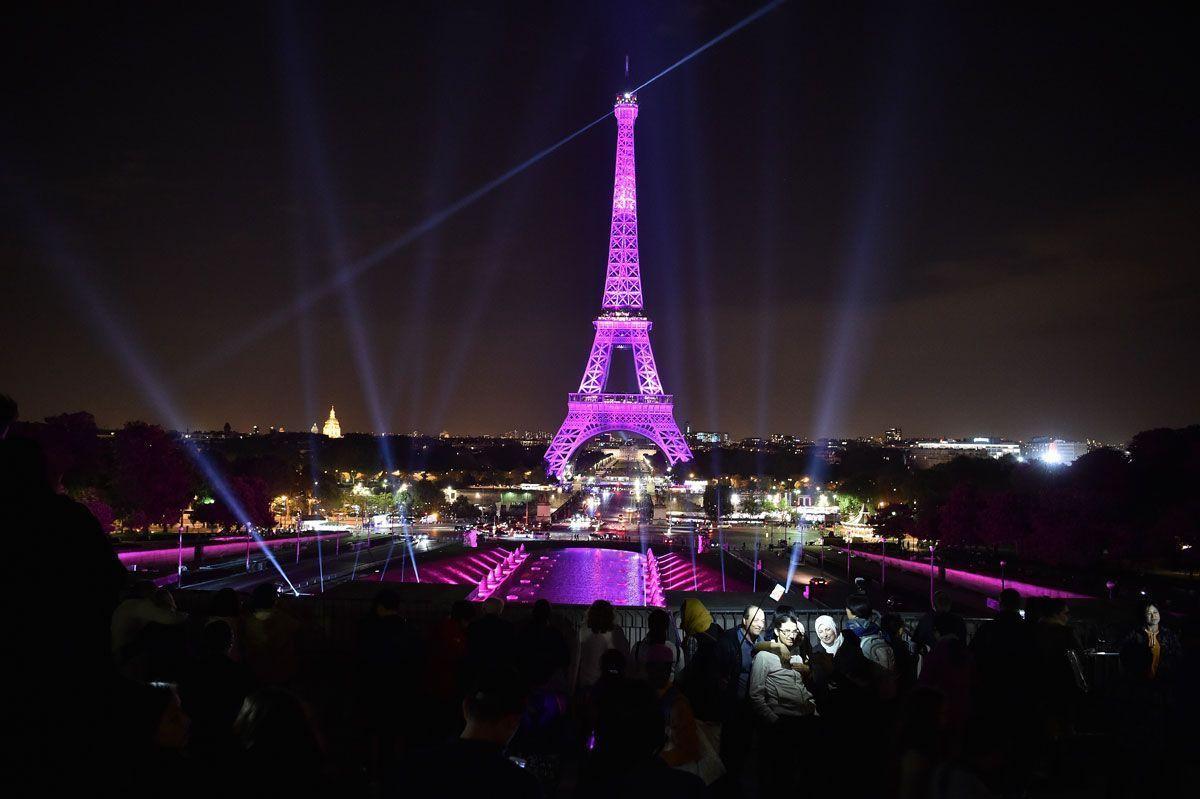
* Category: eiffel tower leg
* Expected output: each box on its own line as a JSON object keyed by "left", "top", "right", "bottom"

{"left": 545, "top": 408, "right": 599, "bottom": 479}
{"left": 577, "top": 328, "right": 614, "bottom": 394}
{"left": 631, "top": 333, "right": 664, "bottom": 395}
{"left": 648, "top": 416, "right": 692, "bottom": 467}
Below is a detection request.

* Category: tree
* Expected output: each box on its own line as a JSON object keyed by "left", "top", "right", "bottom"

{"left": 229, "top": 476, "right": 274, "bottom": 529}
{"left": 937, "top": 483, "right": 980, "bottom": 547}
{"left": 192, "top": 476, "right": 274, "bottom": 530}
{"left": 702, "top": 484, "right": 732, "bottom": 520}
{"left": 836, "top": 492, "right": 867, "bottom": 519}
{"left": 33, "top": 411, "right": 104, "bottom": 491}
{"left": 363, "top": 490, "right": 397, "bottom": 518}
{"left": 449, "top": 495, "right": 476, "bottom": 520}
{"left": 405, "top": 481, "right": 442, "bottom": 516}
{"left": 75, "top": 488, "right": 116, "bottom": 533}
{"left": 874, "top": 502, "right": 914, "bottom": 541}
{"left": 112, "top": 422, "right": 193, "bottom": 530}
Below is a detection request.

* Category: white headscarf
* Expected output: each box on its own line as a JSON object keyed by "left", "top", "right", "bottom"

{"left": 814, "top": 614, "right": 844, "bottom": 655}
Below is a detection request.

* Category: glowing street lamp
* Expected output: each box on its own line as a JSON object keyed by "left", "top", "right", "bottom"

{"left": 929, "top": 545, "right": 937, "bottom": 608}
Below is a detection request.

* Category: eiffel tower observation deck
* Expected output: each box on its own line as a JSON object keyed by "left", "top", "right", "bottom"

{"left": 545, "top": 92, "right": 693, "bottom": 479}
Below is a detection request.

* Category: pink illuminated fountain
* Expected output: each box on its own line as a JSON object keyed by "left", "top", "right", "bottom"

{"left": 474, "top": 544, "right": 529, "bottom": 601}
{"left": 545, "top": 92, "right": 692, "bottom": 479}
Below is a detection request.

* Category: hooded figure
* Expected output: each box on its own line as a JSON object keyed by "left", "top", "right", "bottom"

{"left": 675, "top": 599, "right": 728, "bottom": 726}
{"left": 679, "top": 599, "right": 713, "bottom": 638}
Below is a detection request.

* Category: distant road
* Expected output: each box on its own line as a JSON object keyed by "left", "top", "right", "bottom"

{"left": 157, "top": 526, "right": 458, "bottom": 593}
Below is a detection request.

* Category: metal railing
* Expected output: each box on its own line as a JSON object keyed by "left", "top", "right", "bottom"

{"left": 568, "top": 392, "right": 673, "bottom": 404}
{"left": 170, "top": 589, "right": 1129, "bottom": 694}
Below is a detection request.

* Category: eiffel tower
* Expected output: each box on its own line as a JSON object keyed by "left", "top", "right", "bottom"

{"left": 545, "top": 91, "right": 692, "bottom": 479}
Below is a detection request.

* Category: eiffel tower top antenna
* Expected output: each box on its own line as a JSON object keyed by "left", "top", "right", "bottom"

{"left": 624, "top": 54, "right": 630, "bottom": 82}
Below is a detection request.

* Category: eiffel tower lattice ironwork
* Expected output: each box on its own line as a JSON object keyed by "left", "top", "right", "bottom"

{"left": 545, "top": 92, "right": 692, "bottom": 479}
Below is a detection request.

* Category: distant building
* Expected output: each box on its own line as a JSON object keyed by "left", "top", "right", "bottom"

{"left": 884, "top": 427, "right": 903, "bottom": 443}
{"left": 691, "top": 431, "right": 729, "bottom": 445}
{"left": 908, "top": 437, "right": 1020, "bottom": 469}
{"left": 322, "top": 406, "right": 343, "bottom": 439}
{"left": 311, "top": 422, "right": 319, "bottom": 434}
{"left": 794, "top": 493, "right": 841, "bottom": 523}
{"left": 1023, "top": 436, "right": 1089, "bottom": 465}
{"left": 770, "top": 434, "right": 804, "bottom": 450}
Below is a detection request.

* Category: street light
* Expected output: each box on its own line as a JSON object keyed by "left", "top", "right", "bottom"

{"left": 1000, "top": 559, "right": 1007, "bottom": 591}
{"left": 881, "top": 534, "right": 887, "bottom": 588}
{"left": 929, "top": 545, "right": 936, "bottom": 608}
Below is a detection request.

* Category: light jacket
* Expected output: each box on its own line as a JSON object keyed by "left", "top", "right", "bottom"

{"left": 748, "top": 642, "right": 815, "bottom": 724}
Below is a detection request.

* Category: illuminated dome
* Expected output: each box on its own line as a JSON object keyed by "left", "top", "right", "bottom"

{"left": 322, "top": 406, "right": 342, "bottom": 438}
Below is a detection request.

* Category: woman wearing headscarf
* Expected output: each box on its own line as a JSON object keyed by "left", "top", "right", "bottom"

{"left": 808, "top": 614, "right": 873, "bottom": 726}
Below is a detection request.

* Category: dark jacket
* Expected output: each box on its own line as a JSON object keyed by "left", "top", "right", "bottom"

{"left": 1119, "top": 626, "right": 1182, "bottom": 685}
{"left": 1030, "top": 621, "right": 1084, "bottom": 728}
{"left": 391, "top": 738, "right": 542, "bottom": 799}
{"left": 516, "top": 620, "right": 570, "bottom": 687}
{"left": 969, "top": 611, "right": 1035, "bottom": 720}
{"left": 970, "top": 611, "right": 1033, "bottom": 677}
{"left": 468, "top": 614, "right": 519, "bottom": 673}
{"left": 808, "top": 629, "right": 875, "bottom": 717}
{"left": 719, "top": 624, "right": 761, "bottom": 705}
{"left": 915, "top": 611, "right": 967, "bottom": 653}
{"left": 677, "top": 623, "right": 728, "bottom": 723}
{"left": 178, "top": 652, "right": 255, "bottom": 752}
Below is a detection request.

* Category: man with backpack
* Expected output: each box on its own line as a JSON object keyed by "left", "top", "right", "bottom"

{"left": 845, "top": 594, "right": 895, "bottom": 673}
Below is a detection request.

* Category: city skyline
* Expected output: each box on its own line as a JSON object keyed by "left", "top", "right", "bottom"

{"left": 2, "top": 3, "right": 1196, "bottom": 445}
{"left": 33, "top": 405, "right": 1117, "bottom": 452}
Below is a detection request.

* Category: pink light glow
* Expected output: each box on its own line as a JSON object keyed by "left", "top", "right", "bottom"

{"left": 841, "top": 548, "right": 1091, "bottom": 600}
{"left": 545, "top": 93, "right": 691, "bottom": 478}
{"left": 117, "top": 533, "right": 344, "bottom": 570}
{"left": 376, "top": 545, "right": 745, "bottom": 605}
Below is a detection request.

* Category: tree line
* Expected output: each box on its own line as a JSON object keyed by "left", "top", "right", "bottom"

{"left": 13, "top": 413, "right": 546, "bottom": 533}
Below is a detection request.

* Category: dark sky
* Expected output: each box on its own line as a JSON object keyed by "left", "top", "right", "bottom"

{"left": 2, "top": 1, "right": 1196, "bottom": 444}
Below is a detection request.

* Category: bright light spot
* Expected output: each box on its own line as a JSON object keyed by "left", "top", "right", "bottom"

{"left": 1039, "top": 444, "right": 1064, "bottom": 466}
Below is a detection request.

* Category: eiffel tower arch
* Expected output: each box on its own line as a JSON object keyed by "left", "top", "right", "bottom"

{"left": 545, "top": 92, "right": 692, "bottom": 480}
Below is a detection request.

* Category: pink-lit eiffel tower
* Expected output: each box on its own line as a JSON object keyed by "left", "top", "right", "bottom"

{"left": 545, "top": 92, "right": 693, "bottom": 479}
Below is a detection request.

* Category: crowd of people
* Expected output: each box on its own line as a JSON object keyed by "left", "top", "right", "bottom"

{"left": 2, "top": 410, "right": 1191, "bottom": 798}
{"left": 18, "top": 558, "right": 1192, "bottom": 799}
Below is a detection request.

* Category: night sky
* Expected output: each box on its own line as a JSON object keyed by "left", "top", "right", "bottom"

{"left": 2, "top": 2, "right": 1196, "bottom": 444}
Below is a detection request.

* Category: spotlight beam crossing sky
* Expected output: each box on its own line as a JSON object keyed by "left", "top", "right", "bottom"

{"left": 1, "top": 2, "right": 1195, "bottom": 444}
